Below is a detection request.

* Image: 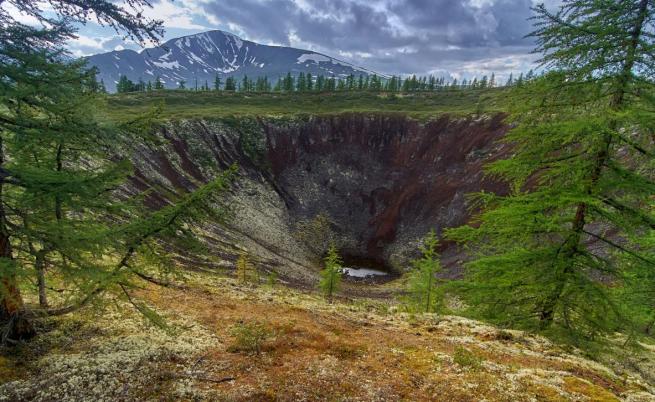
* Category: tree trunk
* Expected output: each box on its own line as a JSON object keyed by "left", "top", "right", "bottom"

{"left": 35, "top": 251, "right": 48, "bottom": 308}
{"left": 538, "top": 135, "right": 610, "bottom": 328}
{"left": 0, "top": 136, "right": 35, "bottom": 342}
{"left": 0, "top": 234, "right": 35, "bottom": 342}
{"left": 425, "top": 270, "right": 433, "bottom": 314}
{"left": 645, "top": 309, "right": 655, "bottom": 335}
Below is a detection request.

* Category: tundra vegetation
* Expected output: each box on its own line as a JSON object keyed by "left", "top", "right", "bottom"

{"left": 0, "top": 0, "right": 654, "bottom": 400}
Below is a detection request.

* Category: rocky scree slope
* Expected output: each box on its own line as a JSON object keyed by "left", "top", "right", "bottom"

{"left": 127, "top": 113, "right": 508, "bottom": 286}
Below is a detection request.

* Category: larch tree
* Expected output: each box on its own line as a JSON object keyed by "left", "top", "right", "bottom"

{"left": 306, "top": 73, "right": 313, "bottom": 91}
{"left": 319, "top": 244, "right": 342, "bottom": 302}
{"left": 214, "top": 74, "right": 222, "bottom": 91}
{"left": 225, "top": 77, "right": 236, "bottom": 91}
{"left": 447, "top": 0, "right": 655, "bottom": 341}
{"left": 236, "top": 251, "right": 257, "bottom": 285}
{"left": 0, "top": 1, "right": 236, "bottom": 342}
{"left": 404, "top": 230, "right": 443, "bottom": 314}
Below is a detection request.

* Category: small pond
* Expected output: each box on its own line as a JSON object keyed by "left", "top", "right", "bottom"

{"left": 341, "top": 267, "right": 389, "bottom": 278}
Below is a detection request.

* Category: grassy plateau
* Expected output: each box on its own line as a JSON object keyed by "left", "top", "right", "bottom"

{"left": 103, "top": 89, "right": 505, "bottom": 122}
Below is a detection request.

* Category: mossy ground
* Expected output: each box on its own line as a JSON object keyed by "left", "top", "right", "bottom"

{"left": 1, "top": 270, "right": 653, "bottom": 401}
{"left": 102, "top": 89, "right": 504, "bottom": 122}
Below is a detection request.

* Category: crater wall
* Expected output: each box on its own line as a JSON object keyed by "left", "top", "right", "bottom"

{"left": 128, "top": 113, "right": 508, "bottom": 284}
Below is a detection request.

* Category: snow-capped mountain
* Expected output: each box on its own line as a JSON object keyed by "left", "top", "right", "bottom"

{"left": 86, "top": 30, "right": 380, "bottom": 92}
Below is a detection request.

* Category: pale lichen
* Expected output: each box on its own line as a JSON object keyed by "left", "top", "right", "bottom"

{"left": 0, "top": 304, "right": 218, "bottom": 402}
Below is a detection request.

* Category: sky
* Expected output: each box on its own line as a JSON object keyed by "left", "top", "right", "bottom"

{"left": 7, "top": 0, "right": 562, "bottom": 81}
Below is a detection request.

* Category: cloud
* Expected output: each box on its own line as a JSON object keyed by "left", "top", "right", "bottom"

{"left": 64, "top": 0, "right": 213, "bottom": 57}
{"left": 62, "top": 0, "right": 549, "bottom": 80}
{"left": 197, "top": 0, "right": 540, "bottom": 79}
{"left": 142, "top": 0, "right": 209, "bottom": 30}
{"left": 67, "top": 34, "right": 137, "bottom": 57}
{"left": 1, "top": 2, "right": 43, "bottom": 26}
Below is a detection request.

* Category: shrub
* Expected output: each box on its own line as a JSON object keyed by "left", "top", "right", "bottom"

{"left": 403, "top": 230, "right": 443, "bottom": 314}
{"left": 319, "top": 244, "right": 342, "bottom": 302}
{"left": 228, "top": 321, "right": 273, "bottom": 354}
{"left": 266, "top": 271, "right": 278, "bottom": 287}
{"left": 453, "top": 346, "right": 483, "bottom": 370}
{"left": 236, "top": 251, "right": 259, "bottom": 285}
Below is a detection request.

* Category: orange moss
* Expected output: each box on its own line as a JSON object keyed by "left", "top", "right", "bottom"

{"left": 563, "top": 376, "right": 620, "bottom": 402}
{"left": 519, "top": 379, "right": 567, "bottom": 402}
{"left": 129, "top": 279, "right": 647, "bottom": 401}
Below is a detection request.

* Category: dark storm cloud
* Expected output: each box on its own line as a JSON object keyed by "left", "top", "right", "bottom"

{"left": 200, "top": 0, "right": 542, "bottom": 78}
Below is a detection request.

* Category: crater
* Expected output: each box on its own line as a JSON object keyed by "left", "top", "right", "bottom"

{"left": 131, "top": 114, "right": 508, "bottom": 286}
{"left": 264, "top": 113, "right": 508, "bottom": 275}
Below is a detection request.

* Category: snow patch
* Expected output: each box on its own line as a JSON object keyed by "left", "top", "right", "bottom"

{"left": 199, "top": 33, "right": 215, "bottom": 54}
{"left": 153, "top": 60, "right": 181, "bottom": 69}
{"left": 220, "top": 66, "right": 237, "bottom": 73}
{"left": 297, "top": 53, "right": 331, "bottom": 64}
{"left": 225, "top": 32, "right": 243, "bottom": 50}
{"left": 187, "top": 51, "right": 208, "bottom": 67}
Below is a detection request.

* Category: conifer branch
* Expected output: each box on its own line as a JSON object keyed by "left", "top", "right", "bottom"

{"left": 581, "top": 229, "right": 655, "bottom": 266}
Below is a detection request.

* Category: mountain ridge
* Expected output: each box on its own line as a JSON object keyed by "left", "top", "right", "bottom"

{"left": 87, "top": 30, "right": 383, "bottom": 92}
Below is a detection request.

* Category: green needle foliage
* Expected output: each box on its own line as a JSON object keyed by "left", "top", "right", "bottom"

{"left": 319, "top": 244, "right": 342, "bottom": 302}
{"left": 447, "top": 0, "right": 655, "bottom": 342}
{"left": 236, "top": 251, "right": 258, "bottom": 286}
{"left": 0, "top": 1, "right": 237, "bottom": 342}
{"left": 404, "top": 230, "right": 443, "bottom": 314}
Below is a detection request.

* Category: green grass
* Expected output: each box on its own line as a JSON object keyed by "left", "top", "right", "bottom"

{"left": 103, "top": 89, "right": 507, "bottom": 122}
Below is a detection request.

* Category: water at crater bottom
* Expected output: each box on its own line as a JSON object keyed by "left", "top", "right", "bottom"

{"left": 341, "top": 267, "right": 389, "bottom": 278}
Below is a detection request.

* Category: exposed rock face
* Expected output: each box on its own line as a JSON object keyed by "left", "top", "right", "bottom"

{"left": 130, "top": 114, "right": 508, "bottom": 284}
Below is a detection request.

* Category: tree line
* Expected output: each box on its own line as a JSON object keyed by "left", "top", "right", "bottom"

{"left": 114, "top": 69, "right": 537, "bottom": 94}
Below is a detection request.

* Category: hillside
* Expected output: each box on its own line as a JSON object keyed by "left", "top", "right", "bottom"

{"left": 1, "top": 91, "right": 654, "bottom": 401}
{"left": 87, "top": 30, "right": 381, "bottom": 92}
{"left": 1, "top": 271, "right": 653, "bottom": 401}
